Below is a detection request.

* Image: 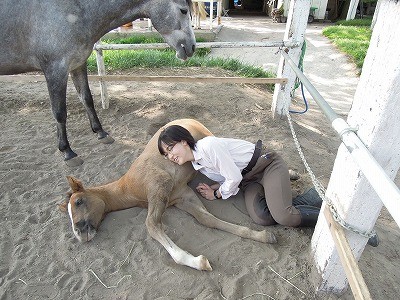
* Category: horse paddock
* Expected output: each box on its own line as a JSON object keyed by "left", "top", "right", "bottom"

{"left": 1, "top": 63, "right": 399, "bottom": 299}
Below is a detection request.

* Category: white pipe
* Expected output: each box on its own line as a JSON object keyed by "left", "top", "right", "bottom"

{"left": 94, "top": 41, "right": 300, "bottom": 51}
{"left": 281, "top": 50, "right": 400, "bottom": 229}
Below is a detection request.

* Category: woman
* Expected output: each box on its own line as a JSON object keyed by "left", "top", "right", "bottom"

{"left": 157, "top": 125, "right": 322, "bottom": 227}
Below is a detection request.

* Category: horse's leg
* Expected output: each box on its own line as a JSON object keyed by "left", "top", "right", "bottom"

{"left": 70, "top": 64, "right": 114, "bottom": 144}
{"left": 192, "top": 3, "right": 199, "bottom": 29}
{"left": 145, "top": 188, "right": 212, "bottom": 271}
{"left": 175, "top": 186, "right": 277, "bottom": 244}
{"left": 42, "top": 62, "right": 83, "bottom": 166}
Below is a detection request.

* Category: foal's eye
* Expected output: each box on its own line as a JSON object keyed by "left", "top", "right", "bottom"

{"left": 75, "top": 198, "right": 83, "bottom": 207}
{"left": 180, "top": 9, "right": 188, "bottom": 15}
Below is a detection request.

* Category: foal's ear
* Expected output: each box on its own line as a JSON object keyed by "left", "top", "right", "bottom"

{"left": 66, "top": 176, "right": 85, "bottom": 193}
{"left": 58, "top": 191, "right": 72, "bottom": 213}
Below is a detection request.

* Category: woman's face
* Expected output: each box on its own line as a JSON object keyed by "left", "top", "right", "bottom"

{"left": 161, "top": 140, "right": 193, "bottom": 165}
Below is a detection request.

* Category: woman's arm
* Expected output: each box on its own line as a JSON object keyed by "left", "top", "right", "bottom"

{"left": 196, "top": 183, "right": 221, "bottom": 201}
{"left": 207, "top": 142, "right": 243, "bottom": 199}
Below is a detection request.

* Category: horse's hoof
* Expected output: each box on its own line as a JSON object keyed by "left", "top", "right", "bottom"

{"left": 289, "top": 169, "right": 300, "bottom": 181}
{"left": 65, "top": 156, "right": 84, "bottom": 167}
{"left": 98, "top": 134, "right": 114, "bottom": 144}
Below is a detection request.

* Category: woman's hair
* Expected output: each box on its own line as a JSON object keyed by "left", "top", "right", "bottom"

{"left": 158, "top": 125, "right": 196, "bottom": 155}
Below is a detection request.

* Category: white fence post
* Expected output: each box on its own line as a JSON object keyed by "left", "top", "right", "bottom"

{"left": 311, "top": 1, "right": 400, "bottom": 294}
{"left": 271, "top": 0, "right": 310, "bottom": 118}
{"left": 147, "top": 18, "right": 153, "bottom": 31}
{"left": 94, "top": 42, "right": 109, "bottom": 109}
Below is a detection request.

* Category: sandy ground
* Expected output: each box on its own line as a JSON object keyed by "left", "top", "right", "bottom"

{"left": 1, "top": 15, "right": 399, "bottom": 300}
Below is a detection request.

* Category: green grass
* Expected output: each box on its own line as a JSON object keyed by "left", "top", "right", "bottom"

{"left": 322, "top": 19, "right": 372, "bottom": 69}
{"left": 335, "top": 17, "right": 372, "bottom": 27}
{"left": 101, "top": 35, "right": 167, "bottom": 44}
{"left": 87, "top": 35, "right": 273, "bottom": 81}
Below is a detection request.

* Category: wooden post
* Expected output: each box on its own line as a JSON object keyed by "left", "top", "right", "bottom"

{"left": 271, "top": 0, "right": 310, "bottom": 118}
{"left": 323, "top": 207, "right": 372, "bottom": 299}
{"left": 94, "top": 42, "right": 109, "bottom": 109}
{"left": 311, "top": 1, "right": 400, "bottom": 294}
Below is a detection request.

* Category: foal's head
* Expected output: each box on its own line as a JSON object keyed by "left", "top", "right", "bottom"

{"left": 60, "top": 176, "right": 106, "bottom": 242}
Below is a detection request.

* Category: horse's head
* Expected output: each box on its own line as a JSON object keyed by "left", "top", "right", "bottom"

{"left": 60, "top": 176, "right": 106, "bottom": 242}
{"left": 148, "top": 0, "right": 196, "bottom": 60}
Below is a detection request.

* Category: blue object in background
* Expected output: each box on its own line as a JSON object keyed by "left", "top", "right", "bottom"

{"left": 234, "top": 0, "right": 242, "bottom": 7}
{"left": 204, "top": 2, "right": 218, "bottom": 17}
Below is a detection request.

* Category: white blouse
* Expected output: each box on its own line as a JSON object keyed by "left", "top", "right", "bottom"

{"left": 192, "top": 136, "right": 255, "bottom": 199}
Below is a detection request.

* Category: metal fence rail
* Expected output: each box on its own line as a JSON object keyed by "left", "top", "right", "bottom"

{"left": 280, "top": 48, "right": 400, "bottom": 229}
{"left": 94, "top": 41, "right": 300, "bottom": 51}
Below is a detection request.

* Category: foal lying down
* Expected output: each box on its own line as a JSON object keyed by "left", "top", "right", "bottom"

{"left": 60, "top": 119, "right": 276, "bottom": 271}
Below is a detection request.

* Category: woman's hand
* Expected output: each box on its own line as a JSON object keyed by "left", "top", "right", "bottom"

{"left": 196, "top": 183, "right": 218, "bottom": 201}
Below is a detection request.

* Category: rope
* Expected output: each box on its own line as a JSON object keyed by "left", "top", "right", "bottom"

{"left": 289, "top": 42, "right": 308, "bottom": 114}
{"left": 285, "top": 110, "right": 376, "bottom": 239}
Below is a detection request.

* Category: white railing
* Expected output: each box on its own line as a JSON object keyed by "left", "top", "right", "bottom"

{"left": 92, "top": 40, "right": 296, "bottom": 108}
{"left": 280, "top": 49, "right": 400, "bottom": 229}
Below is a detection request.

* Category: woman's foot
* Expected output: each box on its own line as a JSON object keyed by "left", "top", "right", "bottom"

{"left": 292, "top": 187, "right": 323, "bottom": 208}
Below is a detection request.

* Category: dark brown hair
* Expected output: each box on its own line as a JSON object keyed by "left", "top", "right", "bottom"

{"left": 158, "top": 125, "right": 196, "bottom": 155}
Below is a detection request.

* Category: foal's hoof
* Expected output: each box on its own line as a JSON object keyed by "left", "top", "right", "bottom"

{"left": 197, "top": 255, "right": 212, "bottom": 271}
{"left": 65, "top": 156, "right": 84, "bottom": 167}
{"left": 258, "top": 230, "right": 277, "bottom": 244}
{"left": 268, "top": 232, "right": 278, "bottom": 244}
{"left": 98, "top": 134, "right": 114, "bottom": 144}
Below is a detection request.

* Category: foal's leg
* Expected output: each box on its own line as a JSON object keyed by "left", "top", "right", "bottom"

{"left": 175, "top": 187, "right": 277, "bottom": 244}
{"left": 145, "top": 187, "right": 212, "bottom": 271}
{"left": 70, "top": 64, "right": 114, "bottom": 144}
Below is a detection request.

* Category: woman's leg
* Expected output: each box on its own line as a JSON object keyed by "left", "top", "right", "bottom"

{"left": 244, "top": 182, "right": 277, "bottom": 226}
{"left": 259, "top": 152, "right": 302, "bottom": 227}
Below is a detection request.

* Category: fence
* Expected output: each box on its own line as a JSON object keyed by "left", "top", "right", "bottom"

{"left": 92, "top": 37, "right": 400, "bottom": 298}
{"left": 93, "top": 41, "right": 294, "bottom": 108}
{"left": 280, "top": 49, "right": 400, "bottom": 300}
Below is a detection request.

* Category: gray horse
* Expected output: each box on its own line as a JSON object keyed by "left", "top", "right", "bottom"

{"left": 0, "top": 0, "right": 196, "bottom": 166}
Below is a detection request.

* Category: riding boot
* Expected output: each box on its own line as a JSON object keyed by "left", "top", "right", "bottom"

{"left": 292, "top": 187, "right": 323, "bottom": 208}
{"left": 295, "top": 205, "right": 321, "bottom": 227}
{"left": 294, "top": 189, "right": 379, "bottom": 244}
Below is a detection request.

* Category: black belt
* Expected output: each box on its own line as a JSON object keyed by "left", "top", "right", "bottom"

{"left": 242, "top": 140, "right": 262, "bottom": 176}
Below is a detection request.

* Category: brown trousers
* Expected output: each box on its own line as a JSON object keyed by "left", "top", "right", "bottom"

{"left": 241, "top": 151, "right": 301, "bottom": 227}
